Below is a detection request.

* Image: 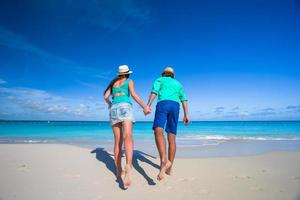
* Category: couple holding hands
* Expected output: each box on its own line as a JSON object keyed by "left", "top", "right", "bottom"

{"left": 104, "top": 65, "right": 189, "bottom": 189}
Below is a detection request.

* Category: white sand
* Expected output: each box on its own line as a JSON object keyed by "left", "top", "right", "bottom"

{"left": 0, "top": 144, "right": 299, "bottom": 200}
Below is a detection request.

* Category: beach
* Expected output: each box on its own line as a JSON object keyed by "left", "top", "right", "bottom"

{"left": 0, "top": 144, "right": 299, "bottom": 200}
{"left": 1, "top": 0, "right": 300, "bottom": 199}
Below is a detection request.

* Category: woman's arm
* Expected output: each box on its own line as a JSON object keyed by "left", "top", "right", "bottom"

{"left": 128, "top": 80, "right": 151, "bottom": 114}
{"left": 104, "top": 89, "right": 112, "bottom": 108}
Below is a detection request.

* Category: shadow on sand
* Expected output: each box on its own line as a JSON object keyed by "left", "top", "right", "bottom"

{"left": 91, "top": 148, "right": 160, "bottom": 188}
{"left": 90, "top": 148, "right": 125, "bottom": 189}
{"left": 132, "top": 150, "right": 160, "bottom": 185}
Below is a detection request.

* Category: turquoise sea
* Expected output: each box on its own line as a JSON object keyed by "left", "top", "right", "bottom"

{"left": 1, "top": 121, "right": 300, "bottom": 157}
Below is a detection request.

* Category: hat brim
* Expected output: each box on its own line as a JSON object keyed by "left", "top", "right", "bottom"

{"left": 162, "top": 70, "right": 174, "bottom": 74}
{"left": 118, "top": 71, "right": 133, "bottom": 75}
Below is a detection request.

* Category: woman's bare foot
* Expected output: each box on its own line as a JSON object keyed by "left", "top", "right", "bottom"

{"left": 166, "top": 166, "right": 173, "bottom": 176}
{"left": 124, "top": 164, "right": 132, "bottom": 189}
{"left": 157, "top": 160, "right": 172, "bottom": 181}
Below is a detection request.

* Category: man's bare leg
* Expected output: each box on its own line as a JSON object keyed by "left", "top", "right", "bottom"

{"left": 166, "top": 133, "right": 176, "bottom": 175}
{"left": 154, "top": 127, "right": 171, "bottom": 180}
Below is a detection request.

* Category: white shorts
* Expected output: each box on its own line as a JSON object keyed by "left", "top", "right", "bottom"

{"left": 109, "top": 102, "right": 135, "bottom": 125}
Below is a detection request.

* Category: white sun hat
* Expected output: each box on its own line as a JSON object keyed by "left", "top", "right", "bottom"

{"left": 118, "top": 65, "right": 133, "bottom": 75}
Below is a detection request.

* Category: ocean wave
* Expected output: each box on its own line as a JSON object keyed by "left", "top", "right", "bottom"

{"left": 179, "top": 141, "right": 226, "bottom": 147}
{"left": 0, "top": 139, "right": 55, "bottom": 144}
{"left": 177, "top": 135, "right": 300, "bottom": 141}
{"left": 23, "top": 139, "right": 49, "bottom": 143}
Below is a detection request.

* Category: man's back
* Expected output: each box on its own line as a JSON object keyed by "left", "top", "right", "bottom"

{"left": 152, "top": 76, "right": 187, "bottom": 103}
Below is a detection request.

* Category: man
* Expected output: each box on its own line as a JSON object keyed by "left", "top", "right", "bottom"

{"left": 147, "top": 66, "right": 189, "bottom": 181}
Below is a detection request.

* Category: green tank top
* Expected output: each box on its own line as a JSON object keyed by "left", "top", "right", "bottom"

{"left": 111, "top": 78, "right": 132, "bottom": 105}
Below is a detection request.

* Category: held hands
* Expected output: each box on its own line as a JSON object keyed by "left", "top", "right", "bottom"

{"left": 143, "top": 105, "right": 151, "bottom": 116}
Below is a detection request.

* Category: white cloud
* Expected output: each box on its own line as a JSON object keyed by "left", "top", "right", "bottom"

{"left": 0, "top": 78, "right": 7, "bottom": 84}
{"left": 214, "top": 106, "right": 225, "bottom": 114}
{"left": 0, "top": 86, "right": 106, "bottom": 120}
{"left": 286, "top": 105, "right": 300, "bottom": 112}
{"left": 192, "top": 106, "right": 300, "bottom": 120}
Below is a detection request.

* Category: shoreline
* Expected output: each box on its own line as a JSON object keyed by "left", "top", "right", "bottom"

{"left": 0, "top": 143, "right": 300, "bottom": 200}
{"left": 1, "top": 138, "right": 300, "bottom": 158}
{"left": 1, "top": 120, "right": 300, "bottom": 122}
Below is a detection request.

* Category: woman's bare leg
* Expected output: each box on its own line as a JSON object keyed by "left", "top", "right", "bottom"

{"left": 112, "top": 123, "right": 123, "bottom": 177}
{"left": 122, "top": 120, "right": 133, "bottom": 188}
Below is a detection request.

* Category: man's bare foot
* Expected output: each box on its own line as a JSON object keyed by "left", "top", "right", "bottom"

{"left": 124, "top": 164, "right": 132, "bottom": 189}
{"left": 166, "top": 166, "right": 173, "bottom": 176}
{"left": 157, "top": 160, "right": 172, "bottom": 181}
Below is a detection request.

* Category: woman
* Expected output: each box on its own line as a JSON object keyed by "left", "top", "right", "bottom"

{"left": 104, "top": 65, "right": 150, "bottom": 189}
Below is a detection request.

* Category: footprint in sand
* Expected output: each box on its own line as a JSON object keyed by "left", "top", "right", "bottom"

{"left": 178, "top": 177, "right": 190, "bottom": 182}
{"left": 17, "top": 164, "right": 29, "bottom": 172}
{"left": 234, "top": 175, "right": 251, "bottom": 180}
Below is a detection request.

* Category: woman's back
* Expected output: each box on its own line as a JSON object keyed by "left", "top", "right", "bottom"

{"left": 113, "top": 78, "right": 127, "bottom": 88}
{"left": 111, "top": 78, "right": 131, "bottom": 105}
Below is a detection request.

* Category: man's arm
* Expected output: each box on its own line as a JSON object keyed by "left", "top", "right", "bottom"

{"left": 147, "top": 93, "right": 157, "bottom": 107}
{"left": 181, "top": 101, "right": 189, "bottom": 125}
{"left": 148, "top": 78, "right": 160, "bottom": 107}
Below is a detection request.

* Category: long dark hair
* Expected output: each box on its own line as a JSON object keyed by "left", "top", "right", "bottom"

{"left": 103, "top": 74, "right": 130, "bottom": 95}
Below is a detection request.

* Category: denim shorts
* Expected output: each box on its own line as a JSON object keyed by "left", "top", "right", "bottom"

{"left": 109, "top": 102, "right": 135, "bottom": 125}
{"left": 153, "top": 100, "right": 180, "bottom": 135}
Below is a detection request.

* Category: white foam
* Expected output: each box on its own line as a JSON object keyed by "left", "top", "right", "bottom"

{"left": 24, "top": 140, "right": 41, "bottom": 143}
{"left": 177, "top": 134, "right": 300, "bottom": 141}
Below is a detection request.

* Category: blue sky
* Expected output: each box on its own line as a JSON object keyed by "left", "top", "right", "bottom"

{"left": 0, "top": 0, "right": 300, "bottom": 121}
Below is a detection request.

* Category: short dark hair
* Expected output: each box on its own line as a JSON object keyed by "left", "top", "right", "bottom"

{"left": 162, "top": 71, "right": 174, "bottom": 78}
